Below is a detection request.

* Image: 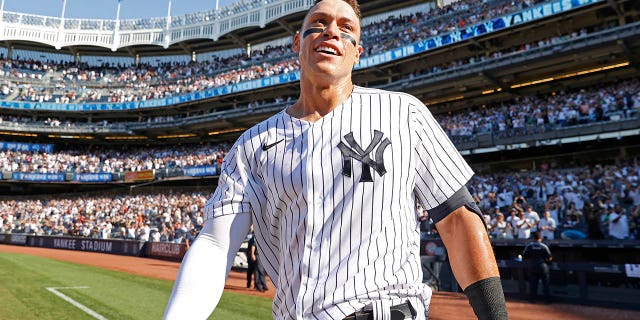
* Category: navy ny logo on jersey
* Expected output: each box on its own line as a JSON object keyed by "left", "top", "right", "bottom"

{"left": 338, "top": 130, "right": 391, "bottom": 182}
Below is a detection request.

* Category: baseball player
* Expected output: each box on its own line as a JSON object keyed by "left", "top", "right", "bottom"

{"left": 164, "top": 0, "right": 507, "bottom": 319}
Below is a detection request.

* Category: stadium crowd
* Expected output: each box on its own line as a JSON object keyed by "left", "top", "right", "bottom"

{"left": 0, "top": 192, "right": 208, "bottom": 244}
{"left": 467, "top": 161, "right": 640, "bottom": 241}
{"left": 0, "top": 0, "right": 548, "bottom": 104}
{"left": 0, "top": 143, "right": 229, "bottom": 174}
{"left": 439, "top": 78, "right": 640, "bottom": 139}
{"left": 0, "top": 27, "right": 632, "bottom": 132}
{"left": 0, "top": 30, "right": 586, "bottom": 131}
{"left": 1, "top": 76, "right": 637, "bottom": 174}
{"left": 1, "top": 160, "right": 639, "bottom": 243}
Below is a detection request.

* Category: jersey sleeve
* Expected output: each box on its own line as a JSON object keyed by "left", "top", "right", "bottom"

{"left": 204, "top": 137, "right": 254, "bottom": 220}
{"left": 409, "top": 96, "right": 475, "bottom": 212}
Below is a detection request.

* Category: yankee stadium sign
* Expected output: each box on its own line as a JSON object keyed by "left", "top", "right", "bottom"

{"left": 27, "top": 236, "right": 144, "bottom": 256}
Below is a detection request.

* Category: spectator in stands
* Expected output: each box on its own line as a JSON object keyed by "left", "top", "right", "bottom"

{"left": 608, "top": 205, "right": 630, "bottom": 240}
{"left": 498, "top": 187, "right": 514, "bottom": 212}
{"left": 138, "top": 222, "right": 151, "bottom": 242}
{"left": 514, "top": 208, "right": 535, "bottom": 240}
{"left": 490, "top": 211, "right": 508, "bottom": 239}
{"left": 525, "top": 205, "right": 540, "bottom": 233}
{"left": 584, "top": 202, "right": 604, "bottom": 239}
{"left": 545, "top": 194, "right": 563, "bottom": 224}
{"left": 630, "top": 206, "right": 640, "bottom": 240}
{"left": 629, "top": 183, "right": 640, "bottom": 207}
{"left": 538, "top": 210, "right": 556, "bottom": 240}
{"left": 560, "top": 213, "right": 587, "bottom": 240}
{"left": 564, "top": 202, "right": 582, "bottom": 222}
{"left": 184, "top": 228, "right": 197, "bottom": 250}
{"left": 150, "top": 228, "right": 161, "bottom": 242}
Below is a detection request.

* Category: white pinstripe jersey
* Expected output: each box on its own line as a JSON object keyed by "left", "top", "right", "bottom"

{"left": 205, "top": 86, "right": 474, "bottom": 319}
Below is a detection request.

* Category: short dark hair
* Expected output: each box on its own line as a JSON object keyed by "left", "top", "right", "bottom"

{"left": 532, "top": 231, "right": 542, "bottom": 240}
{"left": 314, "top": 0, "right": 361, "bottom": 19}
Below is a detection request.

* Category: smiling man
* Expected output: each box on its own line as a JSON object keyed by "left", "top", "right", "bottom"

{"left": 164, "top": 1, "right": 507, "bottom": 319}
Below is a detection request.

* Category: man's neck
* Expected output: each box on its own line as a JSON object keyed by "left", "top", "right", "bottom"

{"left": 288, "top": 77, "right": 354, "bottom": 123}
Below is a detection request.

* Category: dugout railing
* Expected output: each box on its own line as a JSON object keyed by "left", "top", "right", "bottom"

{"left": 420, "top": 236, "right": 640, "bottom": 309}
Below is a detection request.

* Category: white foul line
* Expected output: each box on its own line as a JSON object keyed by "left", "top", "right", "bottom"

{"left": 45, "top": 287, "right": 108, "bottom": 320}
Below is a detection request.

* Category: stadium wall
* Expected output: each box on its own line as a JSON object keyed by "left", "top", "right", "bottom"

{"left": 420, "top": 237, "right": 640, "bottom": 309}
{"left": 0, "top": 233, "right": 248, "bottom": 266}
{"left": 1, "top": 232, "right": 639, "bottom": 309}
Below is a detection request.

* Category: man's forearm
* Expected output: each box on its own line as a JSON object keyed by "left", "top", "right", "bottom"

{"left": 164, "top": 213, "right": 251, "bottom": 319}
{"left": 437, "top": 206, "right": 499, "bottom": 288}
{"left": 437, "top": 206, "right": 507, "bottom": 319}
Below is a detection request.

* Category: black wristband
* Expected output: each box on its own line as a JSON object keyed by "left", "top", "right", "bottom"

{"left": 463, "top": 277, "right": 508, "bottom": 320}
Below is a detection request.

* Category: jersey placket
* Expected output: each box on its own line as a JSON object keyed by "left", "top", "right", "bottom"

{"left": 297, "top": 120, "right": 331, "bottom": 318}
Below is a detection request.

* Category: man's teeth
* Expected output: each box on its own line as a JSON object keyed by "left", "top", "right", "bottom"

{"left": 316, "top": 46, "right": 337, "bottom": 55}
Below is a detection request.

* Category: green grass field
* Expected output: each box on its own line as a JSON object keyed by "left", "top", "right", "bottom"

{"left": 0, "top": 252, "right": 272, "bottom": 320}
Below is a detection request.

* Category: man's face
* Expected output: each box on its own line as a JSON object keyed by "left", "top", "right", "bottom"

{"left": 293, "top": 0, "right": 363, "bottom": 81}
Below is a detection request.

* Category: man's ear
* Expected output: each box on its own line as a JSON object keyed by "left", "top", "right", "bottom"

{"left": 354, "top": 44, "right": 363, "bottom": 65}
{"left": 292, "top": 32, "right": 301, "bottom": 53}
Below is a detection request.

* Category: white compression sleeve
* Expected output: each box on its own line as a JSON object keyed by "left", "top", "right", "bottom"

{"left": 163, "top": 213, "right": 251, "bottom": 320}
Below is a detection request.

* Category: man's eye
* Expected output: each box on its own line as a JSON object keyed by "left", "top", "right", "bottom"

{"left": 342, "top": 24, "right": 353, "bottom": 31}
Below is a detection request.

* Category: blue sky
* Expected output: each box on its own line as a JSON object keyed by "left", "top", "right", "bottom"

{"left": 2, "top": 0, "right": 239, "bottom": 20}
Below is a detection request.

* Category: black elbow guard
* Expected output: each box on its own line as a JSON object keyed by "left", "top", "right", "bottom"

{"left": 463, "top": 277, "right": 508, "bottom": 320}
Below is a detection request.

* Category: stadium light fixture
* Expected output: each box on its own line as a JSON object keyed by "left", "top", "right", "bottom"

{"left": 510, "top": 77, "right": 555, "bottom": 89}
{"left": 207, "top": 128, "right": 246, "bottom": 136}
{"left": 105, "top": 136, "right": 148, "bottom": 140}
{"left": 425, "top": 95, "right": 465, "bottom": 105}
{"left": 47, "top": 135, "right": 94, "bottom": 139}
{"left": 0, "top": 131, "right": 38, "bottom": 137}
{"left": 157, "top": 133, "right": 197, "bottom": 139}
{"left": 510, "top": 61, "right": 630, "bottom": 89}
{"left": 482, "top": 87, "right": 503, "bottom": 95}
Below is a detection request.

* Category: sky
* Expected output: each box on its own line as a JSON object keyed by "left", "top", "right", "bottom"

{"left": 2, "top": 0, "right": 240, "bottom": 20}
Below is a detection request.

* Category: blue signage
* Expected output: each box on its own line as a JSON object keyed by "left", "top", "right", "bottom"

{"left": 12, "top": 172, "right": 65, "bottom": 182}
{"left": 0, "top": 142, "right": 54, "bottom": 153}
{"left": 183, "top": 165, "right": 218, "bottom": 177}
{"left": 74, "top": 173, "right": 112, "bottom": 182}
{"left": 355, "top": 0, "right": 600, "bottom": 69}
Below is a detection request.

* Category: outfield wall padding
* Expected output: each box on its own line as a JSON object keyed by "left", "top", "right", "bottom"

{"left": 147, "top": 241, "right": 186, "bottom": 261}
{"left": 26, "top": 235, "right": 144, "bottom": 256}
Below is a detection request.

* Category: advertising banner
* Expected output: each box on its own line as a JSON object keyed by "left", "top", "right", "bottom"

{"left": 147, "top": 242, "right": 186, "bottom": 260}
{"left": 124, "top": 170, "right": 154, "bottom": 182}
{"left": 74, "top": 173, "right": 113, "bottom": 182}
{"left": 183, "top": 165, "right": 217, "bottom": 177}
{"left": 12, "top": 172, "right": 65, "bottom": 182}
{"left": 26, "top": 236, "right": 144, "bottom": 256}
{"left": 9, "top": 233, "right": 28, "bottom": 245}
{"left": 0, "top": 142, "right": 54, "bottom": 153}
